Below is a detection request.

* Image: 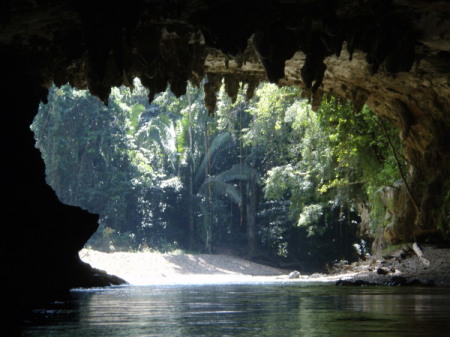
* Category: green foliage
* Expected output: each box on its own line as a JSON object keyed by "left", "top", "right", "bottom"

{"left": 199, "top": 178, "right": 243, "bottom": 206}
{"left": 316, "top": 99, "right": 402, "bottom": 197}
{"left": 193, "top": 132, "right": 232, "bottom": 189}
{"left": 249, "top": 89, "right": 403, "bottom": 265}
{"left": 32, "top": 84, "right": 136, "bottom": 236}
{"left": 32, "top": 78, "right": 404, "bottom": 269}
{"left": 297, "top": 204, "right": 326, "bottom": 237}
{"left": 242, "top": 84, "right": 301, "bottom": 167}
{"left": 129, "top": 104, "right": 145, "bottom": 134}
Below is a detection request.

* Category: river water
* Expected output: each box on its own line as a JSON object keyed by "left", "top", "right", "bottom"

{"left": 17, "top": 282, "right": 450, "bottom": 336}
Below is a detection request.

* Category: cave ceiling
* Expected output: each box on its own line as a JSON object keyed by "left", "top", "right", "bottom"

{"left": 1, "top": 0, "right": 449, "bottom": 156}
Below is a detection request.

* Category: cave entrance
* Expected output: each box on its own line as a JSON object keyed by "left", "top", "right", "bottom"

{"left": 32, "top": 77, "right": 405, "bottom": 280}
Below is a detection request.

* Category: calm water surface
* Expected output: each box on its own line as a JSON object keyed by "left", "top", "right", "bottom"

{"left": 17, "top": 282, "right": 450, "bottom": 336}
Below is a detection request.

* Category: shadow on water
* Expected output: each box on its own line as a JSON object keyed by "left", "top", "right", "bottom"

{"left": 16, "top": 283, "right": 450, "bottom": 336}
{"left": 13, "top": 294, "right": 82, "bottom": 336}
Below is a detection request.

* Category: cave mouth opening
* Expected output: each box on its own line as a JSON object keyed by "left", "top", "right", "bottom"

{"left": 31, "top": 76, "right": 405, "bottom": 277}
{"left": 3, "top": 0, "right": 450, "bottom": 316}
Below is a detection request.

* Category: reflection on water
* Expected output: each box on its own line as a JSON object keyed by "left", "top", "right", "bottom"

{"left": 18, "top": 283, "right": 450, "bottom": 336}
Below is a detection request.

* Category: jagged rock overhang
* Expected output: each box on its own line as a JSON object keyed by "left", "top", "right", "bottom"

{"left": 2, "top": 1, "right": 448, "bottom": 104}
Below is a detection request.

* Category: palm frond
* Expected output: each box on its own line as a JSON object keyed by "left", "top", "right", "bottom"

{"left": 198, "top": 177, "right": 242, "bottom": 206}
{"left": 193, "top": 132, "right": 231, "bottom": 188}
{"left": 215, "top": 163, "right": 261, "bottom": 184}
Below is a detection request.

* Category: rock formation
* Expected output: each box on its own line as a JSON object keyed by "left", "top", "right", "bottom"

{"left": 0, "top": 0, "right": 449, "bottom": 304}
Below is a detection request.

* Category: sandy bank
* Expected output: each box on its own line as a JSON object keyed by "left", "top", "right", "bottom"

{"left": 80, "top": 243, "right": 450, "bottom": 286}
{"left": 79, "top": 249, "right": 343, "bottom": 285}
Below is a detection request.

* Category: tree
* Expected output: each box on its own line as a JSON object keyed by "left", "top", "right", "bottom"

{"left": 33, "top": 78, "right": 403, "bottom": 270}
{"left": 197, "top": 163, "right": 260, "bottom": 252}
{"left": 32, "top": 85, "right": 137, "bottom": 238}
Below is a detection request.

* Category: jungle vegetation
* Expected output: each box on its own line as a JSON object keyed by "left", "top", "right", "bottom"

{"left": 31, "top": 78, "right": 403, "bottom": 271}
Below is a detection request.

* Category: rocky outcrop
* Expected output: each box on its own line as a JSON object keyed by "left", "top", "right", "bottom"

{"left": 0, "top": 0, "right": 449, "bottom": 304}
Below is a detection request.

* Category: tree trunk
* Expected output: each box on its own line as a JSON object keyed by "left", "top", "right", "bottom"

{"left": 246, "top": 178, "right": 257, "bottom": 256}
{"left": 188, "top": 165, "right": 194, "bottom": 250}
{"left": 204, "top": 205, "right": 212, "bottom": 254}
{"left": 187, "top": 93, "right": 195, "bottom": 250}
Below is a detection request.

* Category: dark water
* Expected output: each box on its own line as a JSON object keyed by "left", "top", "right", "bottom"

{"left": 17, "top": 283, "right": 450, "bottom": 336}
